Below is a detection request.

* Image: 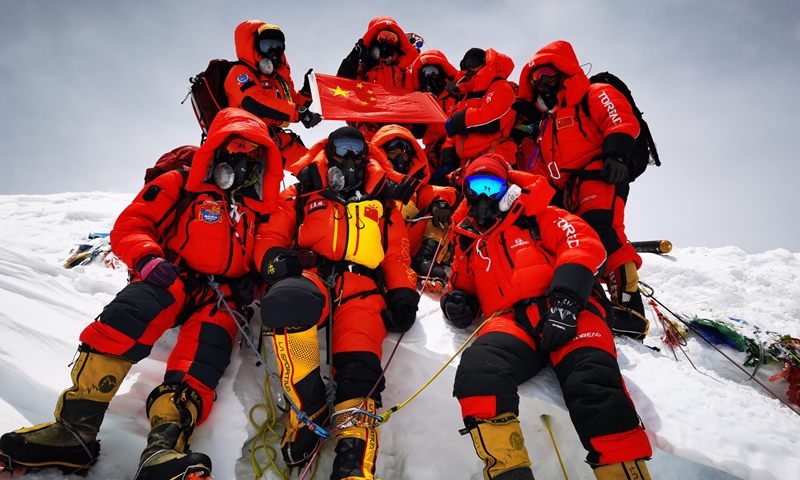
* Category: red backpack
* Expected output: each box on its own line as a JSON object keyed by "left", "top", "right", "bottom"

{"left": 143, "top": 145, "right": 198, "bottom": 184}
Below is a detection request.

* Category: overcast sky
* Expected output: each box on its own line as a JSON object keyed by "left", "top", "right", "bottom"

{"left": 1, "top": 0, "right": 799, "bottom": 254}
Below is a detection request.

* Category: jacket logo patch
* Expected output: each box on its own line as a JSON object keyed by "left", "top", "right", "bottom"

{"left": 199, "top": 202, "right": 222, "bottom": 223}
{"left": 363, "top": 206, "right": 379, "bottom": 222}
{"left": 237, "top": 74, "right": 250, "bottom": 84}
{"left": 307, "top": 199, "right": 327, "bottom": 214}
{"left": 509, "top": 237, "right": 530, "bottom": 249}
{"left": 556, "top": 116, "right": 575, "bottom": 129}
{"left": 261, "top": 81, "right": 271, "bottom": 88}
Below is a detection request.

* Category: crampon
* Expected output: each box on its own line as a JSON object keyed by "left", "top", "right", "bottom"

{"left": 0, "top": 453, "right": 94, "bottom": 477}
{"left": 419, "top": 276, "right": 446, "bottom": 294}
{"left": 176, "top": 465, "right": 212, "bottom": 479}
{"left": 134, "top": 463, "right": 212, "bottom": 480}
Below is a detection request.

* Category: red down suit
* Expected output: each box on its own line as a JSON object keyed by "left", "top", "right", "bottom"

{"left": 517, "top": 40, "right": 641, "bottom": 273}
{"left": 254, "top": 138, "right": 417, "bottom": 408}
{"left": 447, "top": 170, "right": 652, "bottom": 464}
{"left": 81, "top": 108, "right": 283, "bottom": 422}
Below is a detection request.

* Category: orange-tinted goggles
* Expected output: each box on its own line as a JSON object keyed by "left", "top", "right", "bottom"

{"left": 224, "top": 138, "right": 262, "bottom": 159}
{"left": 376, "top": 30, "right": 399, "bottom": 46}
{"left": 530, "top": 66, "right": 559, "bottom": 85}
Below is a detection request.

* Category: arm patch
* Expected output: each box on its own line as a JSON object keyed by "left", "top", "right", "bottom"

{"left": 142, "top": 185, "right": 162, "bottom": 202}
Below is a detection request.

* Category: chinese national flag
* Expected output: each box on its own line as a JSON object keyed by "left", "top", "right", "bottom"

{"left": 310, "top": 73, "right": 447, "bottom": 124}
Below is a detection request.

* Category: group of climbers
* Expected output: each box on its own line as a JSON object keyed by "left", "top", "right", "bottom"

{"left": 0, "top": 15, "right": 657, "bottom": 480}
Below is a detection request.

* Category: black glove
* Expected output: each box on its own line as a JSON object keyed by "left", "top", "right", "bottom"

{"left": 136, "top": 255, "right": 180, "bottom": 289}
{"left": 445, "top": 81, "right": 459, "bottom": 95}
{"left": 260, "top": 248, "right": 303, "bottom": 285}
{"left": 533, "top": 294, "right": 580, "bottom": 351}
{"left": 601, "top": 154, "right": 629, "bottom": 184}
{"left": 382, "top": 288, "right": 420, "bottom": 333}
{"left": 431, "top": 147, "right": 459, "bottom": 181}
{"left": 235, "top": 275, "right": 261, "bottom": 306}
{"left": 299, "top": 68, "right": 313, "bottom": 97}
{"left": 440, "top": 290, "right": 479, "bottom": 329}
{"left": 298, "top": 107, "right": 322, "bottom": 128}
{"left": 430, "top": 200, "right": 452, "bottom": 227}
{"left": 345, "top": 39, "right": 369, "bottom": 64}
{"left": 383, "top": 175, "right": 420, "bottom": 203}
{"left": 511, "top": 99, "right": 543, "bottom": 123}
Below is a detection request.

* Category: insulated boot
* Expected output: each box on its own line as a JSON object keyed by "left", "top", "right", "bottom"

{"left": 607, "top": 262, "right": 649, "bottom": 342}
{"left": 592, "top": 459, "right": 651, "bottom": 480}
{"left": 330, "top": 397, "right": 379, "bottom": 480}
{"left": 0, "top": 345, "right": 131, "bottom": 474}
{"left": 271, "top": 327, "right": 329, "bottom": 470}
{"left": 133, "top": 384, "right": 211, "bottom": 479}
{"left": 411, "top": 238, "right": 447, "bottom": 290}
{"left": 462, "top": 412, "right": 534, "bottom": 480}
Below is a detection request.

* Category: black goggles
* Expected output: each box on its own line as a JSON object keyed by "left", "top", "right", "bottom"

{"left": 331, "top": 137, "right": 366, "bottom": 158}
{"left": 258, "top": 39, "right": 284, "bottom": 54}
{"left": 386, "top": 138, "right": 414, "bottom": 155}
{"left": 420, "top": 65, "right": 441, "bottom": 79}
{"left": 460, "top": 56, "right": 484, "bottom": 71}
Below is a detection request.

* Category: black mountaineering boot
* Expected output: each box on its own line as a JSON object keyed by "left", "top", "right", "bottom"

{"left": 133, "top": 384, "right": 211, "bottom": 479}
{"left": 0, "top": 345, "right": 131, "bottom": 474}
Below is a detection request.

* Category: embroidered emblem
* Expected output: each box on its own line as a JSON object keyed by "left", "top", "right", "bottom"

{"left": 237, "top": 74, "right": 250, "bottom": 84}
{"left": 200, "top": 202, "right": 223, "bottom": 223}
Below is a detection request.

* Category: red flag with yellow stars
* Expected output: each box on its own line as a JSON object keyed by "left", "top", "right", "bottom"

{"left": 310, "top": 73, "right": 447, "bottom": 123}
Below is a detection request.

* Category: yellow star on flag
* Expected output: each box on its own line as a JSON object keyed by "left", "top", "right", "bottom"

{"left": 356, "top": 83, "right": 364, "bottom": 89}
{"left": 329, "top": 86, "right": 350, "bottom": 98}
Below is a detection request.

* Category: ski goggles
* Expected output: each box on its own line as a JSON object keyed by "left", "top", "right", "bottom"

{"left": 460, "top": 56, "right": 484, "bottom": 71}
{"left": 386, "top": 138, "right": 414, "bottom": 155}
{"left": 224, "top": 138, "right": 263, "bottom": 159}
{"left": 463, "top": 174, "right": 508, "bottom": 200}
{"left": 420, "top": 65, "right": 441, "bottom": 79}
{"left": 331, "top": 137, "right": 366, "bottom": 158}
{"left": 376, "top": 30, "right": 399, "bottom": 46}
{"left": 530, "top": 65, "right": 559, "bottom": 85}
{"left": 258, "top": 38, "right": 284, "bottom": 54}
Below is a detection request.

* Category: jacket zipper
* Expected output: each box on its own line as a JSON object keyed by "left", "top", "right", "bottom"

{"left": 499, "top": 232, "right": 515, "bottom": 269}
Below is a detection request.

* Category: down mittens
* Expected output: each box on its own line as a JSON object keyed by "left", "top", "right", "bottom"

{"left": 382, "top": 288, "right": 420, "bottom": 333}
{"left": 440, "top": 290, "right": 479, "bottom": 329}
{"left": 260, "top": 247, "right": 303, "bottom": 285}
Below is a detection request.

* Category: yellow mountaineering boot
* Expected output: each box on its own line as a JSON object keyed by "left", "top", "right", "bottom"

{"left": 330, "top": 397, "right": 380, "bottom": 480}
{"left": 271, "top": 327, "right": 329, "bottom": 471}
{"left": 0, "top": 345, "right": 132, "bottom": 474}
{"left": 462, "top": 412, "right": 535, "bottom": 480}
{"left": 592, "top": 459, "right": 652, "bottom": 480}
{"left": 133, "top": 384, "right": 211, "bottom": 479}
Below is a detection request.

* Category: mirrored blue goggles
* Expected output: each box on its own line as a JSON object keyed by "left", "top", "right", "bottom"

{"left": 463, "top": 174, "right": 508, "bottom": 200}
{"left": 258, "top": 38, "right": 284, "bottom": 53}
{"left": 332, "top": 137, "right": 366, "bottom": 157}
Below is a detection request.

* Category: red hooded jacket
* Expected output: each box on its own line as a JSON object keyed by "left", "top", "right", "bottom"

{"left": 449, "top": 171, "right": 606, "bottom": 317}
{"left": 224, "top": 20, "right": 312, "bottom": 128}
{"left": 255, "top": 138, "right": 417, "bottom": 294}
{"left": 517, "top": 41, "right": 640, "bottom": 190}
{"left": 111, "top": 108, "right": 283, "bottom": 277}
{"left": 371, "top": 125, "right": 458, "bottom": 255}
{"left": 443, "top": 48, "right": 518, "bottom": 164}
